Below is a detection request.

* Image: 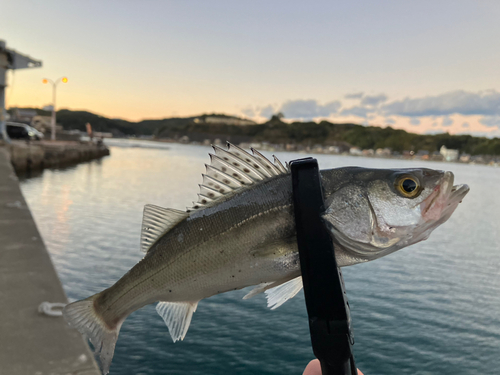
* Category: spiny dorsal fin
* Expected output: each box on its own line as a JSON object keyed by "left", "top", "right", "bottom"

{"left": 141, "top": 204, "right": 188, "bottom": 253}
{"left": 188, "top": 143, "right": 288, "bottom": 211}
{"left": 156, "top": 301, "right": 199, "bottom": 342}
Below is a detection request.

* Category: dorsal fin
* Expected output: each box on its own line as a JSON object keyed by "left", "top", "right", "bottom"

{"left": 188, "top": 143, "right": 288, "bottom": 211}
{"left": 141, "top": 204, "right": 188, "bottom": 253}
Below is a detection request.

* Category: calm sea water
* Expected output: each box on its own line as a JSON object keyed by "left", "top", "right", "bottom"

{"left": 19, "top": 140, "right": 500, "bottom": 375}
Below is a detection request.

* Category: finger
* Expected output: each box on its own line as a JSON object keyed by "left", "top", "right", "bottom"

{"left": 302, "top": 359, "right": 322, "bottom": 375}
{"left": 302, "top": 359, "right": 364, "bottom": 375}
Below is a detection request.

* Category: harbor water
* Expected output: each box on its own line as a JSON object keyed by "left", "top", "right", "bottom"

{"left": 19, "top": 140, "right": 500, "bottom": 375}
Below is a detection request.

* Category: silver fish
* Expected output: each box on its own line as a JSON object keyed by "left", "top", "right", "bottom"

{"left": 63, "top": 144, "right": 469, "bottom": 373}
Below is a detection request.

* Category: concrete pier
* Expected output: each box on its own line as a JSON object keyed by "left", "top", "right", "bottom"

{"left": 7, "top": 140, "right": 110, "bottom": 173}
{"left": 0, "top": 146, "right": 100, "bottom": 375}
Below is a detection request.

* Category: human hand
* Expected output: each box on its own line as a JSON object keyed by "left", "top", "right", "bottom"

{"left": 302, "top": 359, "right": 364, "bottom": 375}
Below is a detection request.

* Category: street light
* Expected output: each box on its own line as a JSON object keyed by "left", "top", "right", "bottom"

{"left": 42, "top": 76, "right": 68, "bottom": 141}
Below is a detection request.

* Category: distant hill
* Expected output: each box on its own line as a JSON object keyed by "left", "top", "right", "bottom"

{"left": 8, "top": 108, "right": 500, "bottom": 155}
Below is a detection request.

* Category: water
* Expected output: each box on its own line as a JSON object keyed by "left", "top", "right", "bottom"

{"left": 19, "top": 140, "right": 500, "bottom": 375}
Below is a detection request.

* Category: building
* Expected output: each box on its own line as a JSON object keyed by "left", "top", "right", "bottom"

{"left": 1, "top": 40, "right": 42, "bottom": 141}
{"left": 349, "top": 147, "right": 362, "bottom": 156}
{"left": 440, "top": 145, "right": 459, "bottom": 162}
{"left": 31, "top": 115, "right": 53, "bottom": 133}
{"left": 10, "top": 108, "right": 38, "bottom": 123}
{"left": 459, "top": 154, "right": 471, "bottom": 163}
{"left": 194, "top": 115, "right": 257, "bottom": 126}
{"left": 375, "top": 148, "right": 391, "bottom": 157}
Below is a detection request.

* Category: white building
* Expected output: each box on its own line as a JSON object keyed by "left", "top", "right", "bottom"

{"left": 440, "top": 145, "right": 459, "bottom": 162}
{"left": 194, "top": 115, "right": 256, "bottom": 126}
{"left": 349, "top": 147, "right": 362, "bottom": 156}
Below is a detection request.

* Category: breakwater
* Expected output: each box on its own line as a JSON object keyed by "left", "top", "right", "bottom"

{"left": 5, "top": 140, "right": 110, "bottom": 173}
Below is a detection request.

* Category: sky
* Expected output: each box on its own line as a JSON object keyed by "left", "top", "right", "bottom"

{"left": 2, "top": 0, "right": 500, "bottom": 137}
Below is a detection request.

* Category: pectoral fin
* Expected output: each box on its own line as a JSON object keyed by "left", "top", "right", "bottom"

{"left": 242, "top": 282, "right": 276, "bottom": 300}
{"left": 243, "top": 276, "right": 303, "bottom": 310}
{"left": 265, "top": 276, "right": 303, "bottom": 310}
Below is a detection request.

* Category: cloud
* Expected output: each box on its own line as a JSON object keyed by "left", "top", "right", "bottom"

{"left": 258, "top": 105, "right": 275, "bottom": 118}
{"left": 409, "top": 118, "right": 421, "bottom": 126}
{"left": 463, "top": 129, "right": 500, "bottom": 138}
{"left": 361, "top": 94, "right": 388, "bottom": 107}
{"left": 279, "top": 99, "right": 341, "bottom": 120}
{"left": 382, "top": 90, "right": 500, "bottom": 117}
{"left": 345, "top": 92, "right": 364, "bottom": 99}
{"left": 241, "top": 107, "right": 255, "bottom": 118}
{"left": 241, "top": 105, "right": 276, "bottom": 119}
{"left": 479, "top": 115, "right": 500, "bottom": 128}
{"left": 340, "top": 106, "right": 370, "bottom": 118}
{"left": 442, "top": 116, "right": 454, "bottom": 127}
{"left": 385, "top": 118, "right": 396, "bottom": 124}
{"left": 431, "top": 122, "right": 438, "bottom": 127}
{"left": 462, "top": 122, "right": 470, "bottom": 128}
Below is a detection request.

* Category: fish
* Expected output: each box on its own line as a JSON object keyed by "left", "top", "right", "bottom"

{"left": 63, "top": 143, "right": 469, "bottom": 373}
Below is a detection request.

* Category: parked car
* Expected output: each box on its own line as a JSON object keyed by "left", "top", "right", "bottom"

{"left": 6, "top": 122, "right": 44, "bottom": 140}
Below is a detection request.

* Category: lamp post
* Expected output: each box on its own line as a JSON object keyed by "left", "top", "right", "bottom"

{"left": 42, "top": 76, "right": 68, "bottom": 141}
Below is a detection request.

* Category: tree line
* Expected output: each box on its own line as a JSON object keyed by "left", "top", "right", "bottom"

{"left": 11, "top": 108, "right": 500, "bottom": 156}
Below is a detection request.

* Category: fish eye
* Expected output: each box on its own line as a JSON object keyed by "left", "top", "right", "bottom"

{"left": 395, "top": 175, "right": 421, "bottom": 198}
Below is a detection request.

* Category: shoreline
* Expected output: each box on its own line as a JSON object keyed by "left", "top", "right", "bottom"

{"left": 106, "top": 137, "right": 500, "bottom": 167}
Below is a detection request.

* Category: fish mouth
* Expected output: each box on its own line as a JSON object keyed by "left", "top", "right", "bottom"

{"left": 420, "top": 171, "right": 469, "bottom": 222}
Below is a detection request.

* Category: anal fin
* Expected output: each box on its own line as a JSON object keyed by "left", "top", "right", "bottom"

{"left": 156, "top": 301, "right": 199, "bottom": 342}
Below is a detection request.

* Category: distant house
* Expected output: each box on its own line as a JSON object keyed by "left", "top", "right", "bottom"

{"left": 327, "top": 146, "right": 340, "bottom": 154}
{"left": 11, "top": 108, "right": 37, "bottom": 123}
{"left": 415, "top": 150, "right": 430, "bottom": 160}
{"left": 31, "top": 115, "right": 52, "bottom": 133}
{"left": 430, "top": 151, "right": 444, "bottom": 161}
{"left": 375, "top": 148, "right": 391, "bottom": 157}
{"left": 440, "top": 145, "right": 459, "bottom": 162}
{"left": 459, "top": 154, "right": 471, "bottom": 163}
{"left": 194, "top": 115, "right": 257, "bottom": 126}
{"left": 93, "top": 132, "right": 113, "bottom": 138}
{"left": 349, "top": 147, "right": 362, "bottom": 156}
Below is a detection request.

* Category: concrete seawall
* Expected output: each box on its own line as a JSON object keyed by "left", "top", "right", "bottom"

{"left": 0, "top": 146, "right": 101, "bottom": 374}
{"left": 7, "top": 140, "right": 110, "bottom": 173}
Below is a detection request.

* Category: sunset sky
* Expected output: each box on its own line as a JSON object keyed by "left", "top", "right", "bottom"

{"left": 2, "top": 1, "right": 500, "bottom": 137}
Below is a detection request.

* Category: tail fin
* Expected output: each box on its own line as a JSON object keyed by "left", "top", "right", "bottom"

{"left": 63, "top": 295, "right": 124, "bottom": 375}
